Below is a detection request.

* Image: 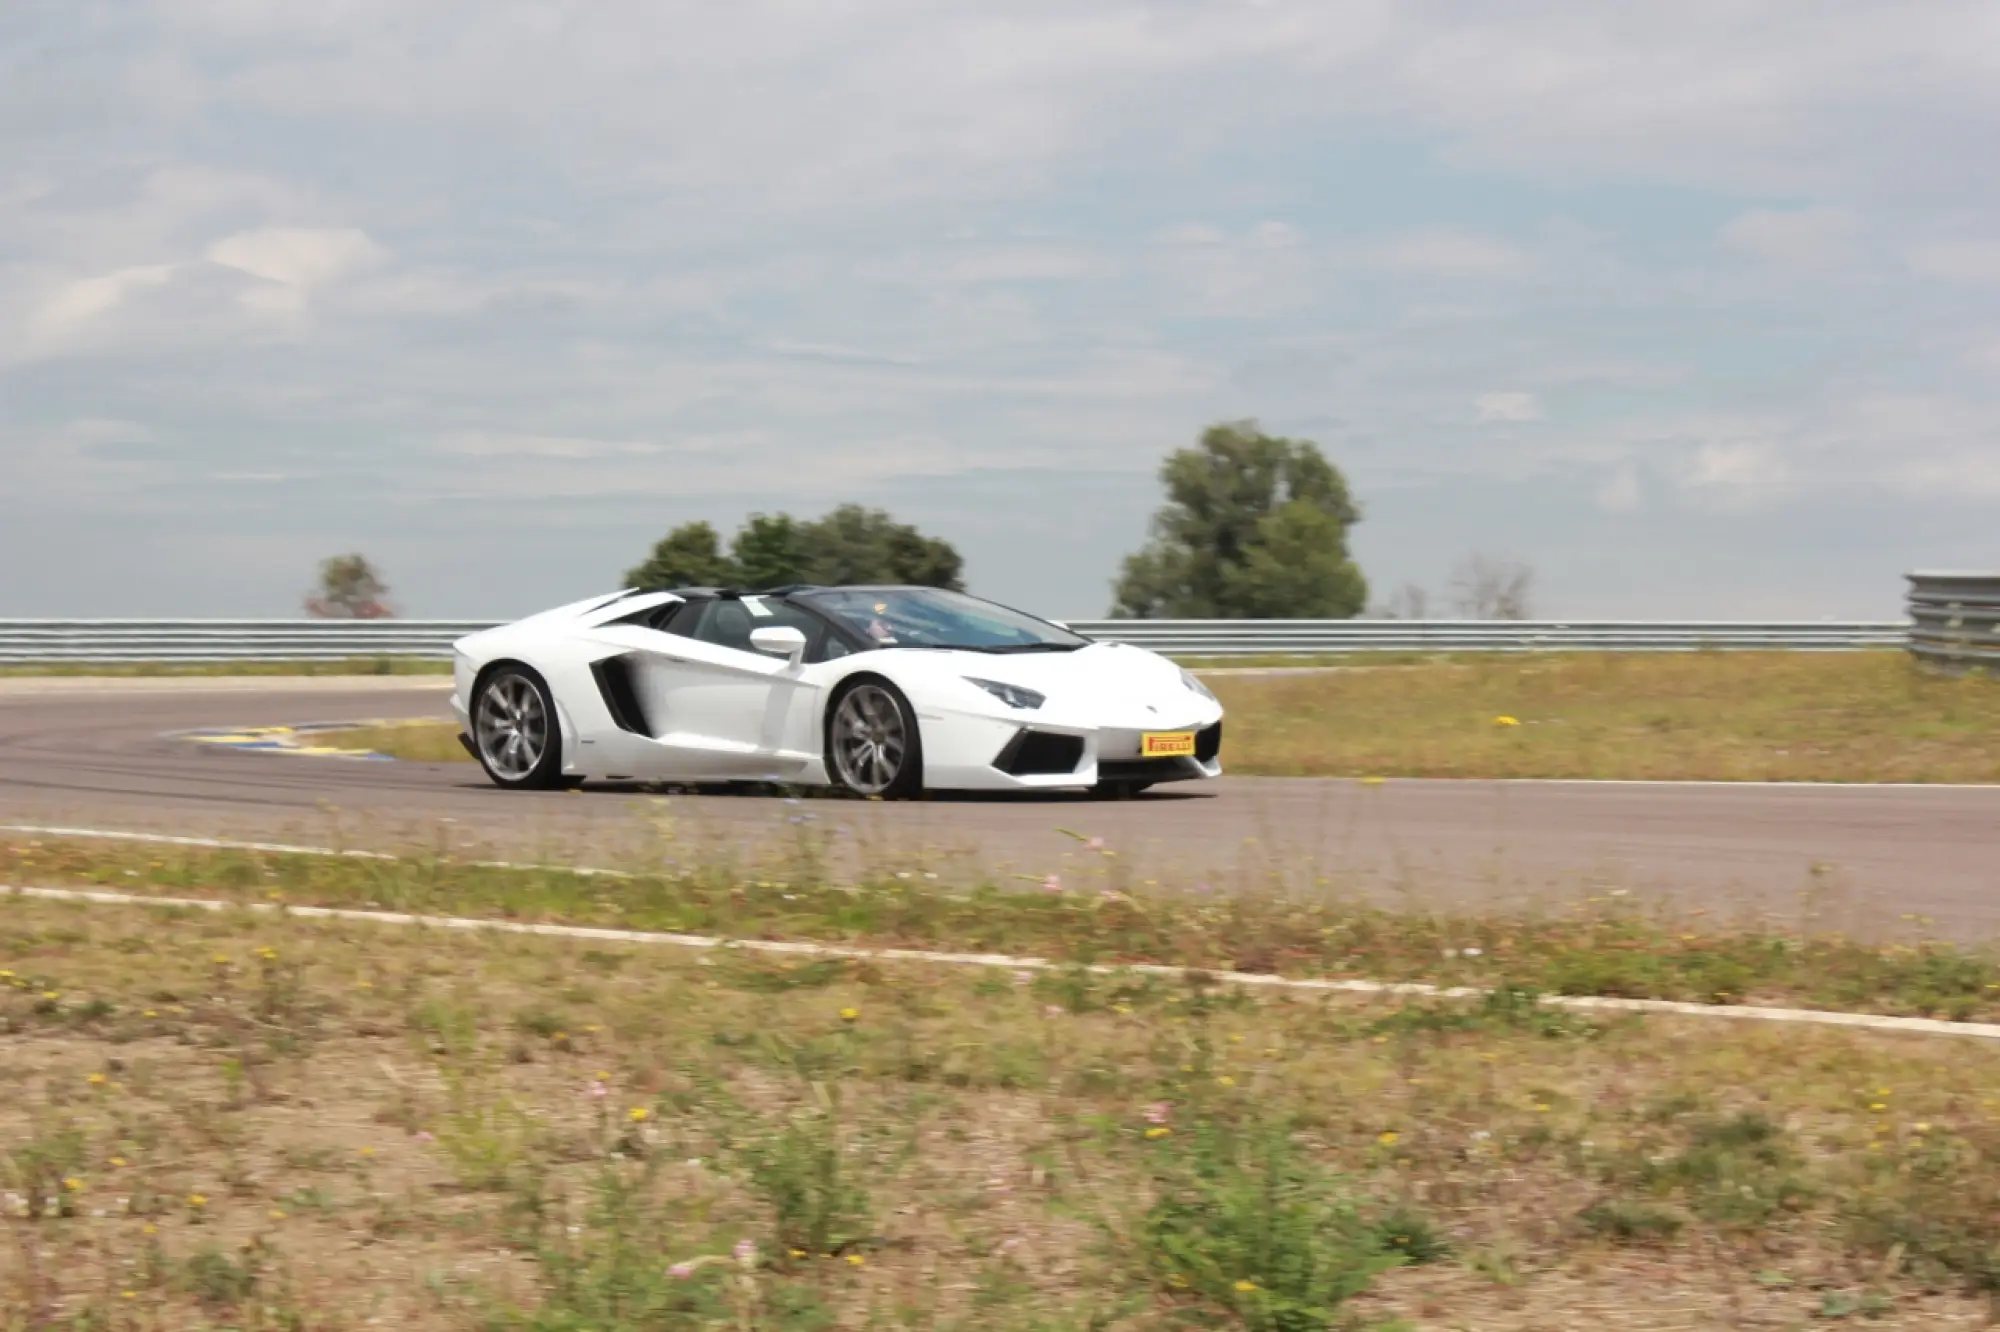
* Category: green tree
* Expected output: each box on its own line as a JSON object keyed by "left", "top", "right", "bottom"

{"left": 729, "top": 513, "right": 810, "bottom": 590}
{"left": 622, "top": 507, "right": 965, "bottom": 591}
{"left": 304, "top": 553, "right": 393, "bottom": 618}
{"left": 1112, "top": 421, "right": 1366, "bottom": 619}
{"left": 794, "top": 504, "right": 964, "bottom": 589}
{"left": 623, "top": 521, "right": 734, "bottom": 590}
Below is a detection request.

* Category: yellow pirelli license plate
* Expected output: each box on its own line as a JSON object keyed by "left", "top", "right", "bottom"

{"left": 1140, "top": 730, "right": 1196, "bottom": 758}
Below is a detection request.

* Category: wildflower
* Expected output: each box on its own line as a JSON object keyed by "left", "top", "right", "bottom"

{"left": 1166, "top": 1273, "right": 1189, "bottom": 1288}
{"left": 585, "top": 1082, "right": 608, "bottom": 1101}
{"left": 846, "top": 1253, "right": 865, "bottom": 1267}
{"left": 1869, "top": 1103, "right": 1887, "bottom": 1113}
{"left": 1144, "top": 1126, "right": 1171, "bottom": 1140}
{"left": 1378, "top": 1132, "right": 1399, "bottom": 1147}
{"left": 629, "top": 1107, "right": 649, "bottom": 1123}
{"left": 839, "top": 1007, "right": 859, "bottom": 1022}
{"left": 1042, "top": 874, "right": 1063, "bottom": 893}
{"left": 269, "top": 1209, "right": 286, "bottom": 1220}
{"left": 1084, "top": 837, "right": 1105, "bottom": 852}
{"left": 1463, "top": 947, "right": 1482, "bottom": 957}
{"left": 188, "top": 1194, "right": 207, "bottom": 1208}
{"left": 359, "top": 1146, "right": 374, "bottom": 1157}
{"left": 256, "top": 947, "right": 278, "bottom": 961}
{"left": 1143, "top": 1102, "right": 1172, "bottom": 1125}
{"left": 142, "top": 1010, "right": 156, "bottom": 1018}
{"left": 212, "top": 953, "right": 229, "bottom": 964}
{"left": 1043, "top": 1005, "right": 1064, "bottom": 1019}
{"left": 413, "top": 1131, "right": 435, "bottom": 1144}
{"left": 790, "top": 1248, "right": 807, "bottom": 1259}
{"left": 88, "top": 1073, "right": 107, "bottom": 1087}
{"left": 41, "top": 991, "right": 58, "bottom": 1001}
{"left": 1216, "top": 1075, "right": 1236, "bottom": 1088}
{"left": 121, "top": 1291, "right": 135, "bottom": 1300}
{"left": 1493, "top": 715, "right": 1520, "bottom": 727}
{"left": 63, "top": 1177, "right": 83, "bottom": 1192}
{"left": 734, "top": 1238, "right": 758, "bottom": 1268}
{"left": 1234, "top": 1279, "right": 1258, "bottom": 1293}
{"left": 668, "top": 1261, "right": 694, "bottom": 1280}
{"left": 1916, "top": 1123, "right": 1933, "bottom": 1133}
{"left": 1010, "top": 970, "right": 1034, "bottom": 986}
{"left": 110, "top": 1158, "right": 126, "bottom": 1168}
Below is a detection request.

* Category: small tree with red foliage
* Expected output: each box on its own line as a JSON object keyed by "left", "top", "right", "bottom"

{"left": 304, "top": 554, "right": 395, "bottom": 619}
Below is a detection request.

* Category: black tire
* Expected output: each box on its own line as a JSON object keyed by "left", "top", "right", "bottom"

{"left": 470, "top": 664, "right": 566, "bottom": 790}
{"left": 824, "top": 677, "right": 924, "bottom": 799}
{"left": 1092, "top": 780, "right": 1154, "bottom": 800}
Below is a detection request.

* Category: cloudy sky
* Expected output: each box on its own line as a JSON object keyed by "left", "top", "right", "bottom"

{"left": 4, "top": 1, "right": 1997, "bottom": 620}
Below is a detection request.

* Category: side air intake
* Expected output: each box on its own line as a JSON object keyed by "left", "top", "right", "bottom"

{"left": 590, "top": 655, "right": 651, "bottom": 736}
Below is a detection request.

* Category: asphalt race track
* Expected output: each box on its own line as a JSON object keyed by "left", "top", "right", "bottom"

{"left": 2, "top": 677, "right": 1997, "bottom": 939}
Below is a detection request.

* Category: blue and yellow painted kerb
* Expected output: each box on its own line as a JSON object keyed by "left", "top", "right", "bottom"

{"left": 177, "top": 719, "right": 436, "bottom": 762}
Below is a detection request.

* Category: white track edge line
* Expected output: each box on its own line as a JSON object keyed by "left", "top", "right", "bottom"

{"left": 6, "top": 881, "right": 1999, "bottom": 1044}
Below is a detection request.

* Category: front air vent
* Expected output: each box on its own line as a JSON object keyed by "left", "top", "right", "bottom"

{"left": 591, "top": 655, "right": 651, "bottom": 736}
{"left": 994, "top": 729, "right": 1085, "bottom": 776}
{"left": 1195, "top": 721, "right": 1222, "bottom": 761}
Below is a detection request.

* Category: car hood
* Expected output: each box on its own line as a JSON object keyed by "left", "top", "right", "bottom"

{"left": 899, "top": 642, "right": 1211, "bottom": 718}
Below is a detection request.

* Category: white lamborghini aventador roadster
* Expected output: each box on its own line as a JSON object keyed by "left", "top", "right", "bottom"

{"left": 448, "top": 584, "right": 1222, "bottom": 798}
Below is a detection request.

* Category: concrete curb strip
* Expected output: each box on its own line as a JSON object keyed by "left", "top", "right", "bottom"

{"left": 6, "top": 880, "right": 1999, "bottom": 1044}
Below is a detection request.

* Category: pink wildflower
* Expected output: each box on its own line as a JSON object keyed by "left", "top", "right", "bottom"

{"left": 1144, "top": 1102, "right": 1172, "bottom": 1125}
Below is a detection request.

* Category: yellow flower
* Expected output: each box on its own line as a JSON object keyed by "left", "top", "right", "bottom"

{"left": 88, "top": 1072, "right": 107, "bottom": 1086}
{"left": 1145, "top": 1126, "right": 1171, "bottom": 1140}
{"left": 142, "top": 1224, "right": 158, "bottom": 1236}
{"left": 1869, "top": 1103, "right": 1887, "bottom": 1113}
{"left": 839, "top": 1007, "right": 859, "bottom": 1022}
{"left": 270, "top": 1209, "right": 286, "bottom": 1220}
{"left": 188, "top": 1194, "right": 207, "bottom": 1208}
{"left": 790, "top": 1248, "right": 807, "bottom": 1259}
{"left": 256, "top": 947, "right": 278, "bottom": 961}
{"left": 846, "top": 1254, "right": 865, "bottom": 1267}
{"left": 142, "top": 1010, "right": 157, "bottom": 1018}
{"left": 1377, "top": 1132, "right": 1399, "bottom": 1147}
{"left": 629, "top": 1107, "right": 650, "bottom": 1123}
{"left": 1166, "top": 1274, "right": 1189, "bottom": 1289}
{"left": 359, "top": 1146, "right": 374, "bottom": 1157}
{"left": 211, "top": 953, "right": 230, "bottom": 964}
{"left": 110, "top": 1158, "right": 126, "bottom": 1168}
{"left": 1216, "top": 1076, "right": 1236, "bottom": 1088}
{"left": 1234, "top": 1279, "right": 1258, "bottom": 1293}
{"left": 1494, "top": 715, "right": 1521, "bottom": 727}
{"left": 41, "top": 991, "right": 59, "bottom": 1001}
{"left": 63, "top": 1177, "right": 83, "bottom": 1192}
{"left": 121, "top": 1291, "right": 136, "bottom": 1300}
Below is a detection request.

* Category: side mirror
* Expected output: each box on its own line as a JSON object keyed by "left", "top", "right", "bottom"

{"left": 749, "top": 624, "right": 808, "bottom": 666}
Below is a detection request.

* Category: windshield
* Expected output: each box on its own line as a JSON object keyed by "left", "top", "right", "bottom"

{"left": 797, "top": 587, "right": 1088, "bottom": 652}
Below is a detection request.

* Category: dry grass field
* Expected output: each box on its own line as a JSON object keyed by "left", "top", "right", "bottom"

{"left": 10, "top": 872, "right": 2000, "bottom": 1330}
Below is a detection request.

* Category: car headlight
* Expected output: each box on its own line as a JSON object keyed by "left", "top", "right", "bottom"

{"left": 1180, "top": 668, "right": 1216, "bottom": 702}
{"left": 966, "top": 677, "right": 1045, "bottom": 710}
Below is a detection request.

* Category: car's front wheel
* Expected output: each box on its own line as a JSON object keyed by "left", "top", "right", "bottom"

{"left": 826, "top": 679, "right": 923, "bottom": 799}
{"left": 471, "top": 666, "right": 565, "bottom": 790}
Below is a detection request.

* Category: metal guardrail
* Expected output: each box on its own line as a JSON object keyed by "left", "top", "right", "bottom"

{"left": 0, "top": 616, "right": 1910, "bottom": 662}
{"left": 1906, "top": 571, "right": 2000, "bottom": 670}
{"left": 1064, "top": 620, "right": 1906, "bottom": 655}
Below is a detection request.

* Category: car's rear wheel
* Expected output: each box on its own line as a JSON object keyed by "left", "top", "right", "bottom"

{"left": 472, "top": 666, "right": 565, "bottom": 790}
{"left": 826, "top": 679, "right": 923, "bottom": 799}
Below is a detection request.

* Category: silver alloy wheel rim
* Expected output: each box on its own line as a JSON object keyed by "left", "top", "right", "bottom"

{"left": 475, "top": 674, "right": 548, "bottom": 780}
{"left": 831, "top": 684, "right": 906, "bottom": 795}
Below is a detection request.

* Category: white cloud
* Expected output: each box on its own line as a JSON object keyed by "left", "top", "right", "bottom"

{"left": 1596, "top": 465, "right": 1642, "bottom": 512}
{"left": 1374, "top": 231, "right": 1534, "bottom": 280}
{"left": 1906, "top": 239, "right": 2000, "bottom": 283}
{"left": 1475, "top": 392, "right": 1542, "bottom": 423}
{"left": 1720, "top": 207, "right": 1862, "bottom": 269}
{"left": 1690, "top": 440, "right": 1784, "bottom": 487}
{"left": 35, "top": 264, "right": 178, "bottom": 330}
{"left": 206, "top": 227, "right": 380, "bottom": 312}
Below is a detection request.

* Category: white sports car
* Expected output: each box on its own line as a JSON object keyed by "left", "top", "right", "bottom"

{"left": 448, "top": 584, "right": 1222, "bottom": 798}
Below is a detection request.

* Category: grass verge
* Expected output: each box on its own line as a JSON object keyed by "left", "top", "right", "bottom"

{"left": 9, "top": 887, "right": 2000, "bottom": 1329}
{"left": 7, "top": 833, "right": 2000, "bottom": 1025}
{"left": 309, "top": 652, "right": 2000, "bottom": 783}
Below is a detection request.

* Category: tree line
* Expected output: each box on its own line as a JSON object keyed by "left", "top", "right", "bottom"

{"left": 306, "top": 421, "right": 1531, "bottom": 619}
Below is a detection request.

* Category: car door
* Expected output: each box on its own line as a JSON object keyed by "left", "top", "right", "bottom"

{"left": 590, "top": 597, "right": 825, "bottom": 779}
